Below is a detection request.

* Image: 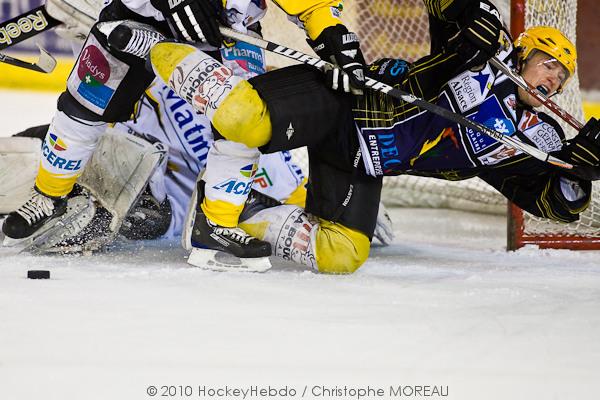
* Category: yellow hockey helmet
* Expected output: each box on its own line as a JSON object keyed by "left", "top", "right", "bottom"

{"left": 515, "top": 26, "right": 577, "bottom": 91}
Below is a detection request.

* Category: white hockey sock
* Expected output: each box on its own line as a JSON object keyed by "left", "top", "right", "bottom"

{"left": 37, "top": 111, "right": 106, "bottom": 197}
{"left": 201, "top": 139, "right": 261, "bottom": 227}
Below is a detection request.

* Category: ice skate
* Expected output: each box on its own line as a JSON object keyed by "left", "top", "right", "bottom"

{"left": 98, "top": 20, "right": 166, "bottom": 59}
{"left": 184, "top": 181, "right": 272, "bottom": 272}
{"left": 1, "top": 187, "right": 96, "bottom": 252}
{"left": 2, "top": 187, "right": 67, "bottom": 243}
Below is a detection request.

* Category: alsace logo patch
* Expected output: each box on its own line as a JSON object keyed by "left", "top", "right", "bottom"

{"left": 76, "top": 45, "right": 114, "bottom": 109}
{"left": 48, "top": 133, "right": 67, "bottom": 151}
{"left": 449, "top": 67, "right": 494, "bottom": 112}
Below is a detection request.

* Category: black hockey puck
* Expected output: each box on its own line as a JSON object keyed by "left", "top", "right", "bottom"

{"left": 27, "top": 270, "right": 50, "bottom": 279}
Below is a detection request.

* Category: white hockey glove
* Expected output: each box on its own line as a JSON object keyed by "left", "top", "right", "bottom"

{"left": 45, "top": 0, "right": 102, "bottom": 41}
{"left": 307, "top": 25, "right": 366, "bottom": 94}
{"left": 150, "top": 0, "right": 224, "bottom": 46}
{"left": 373, "top": 202, "right": 395, "bottom": 246}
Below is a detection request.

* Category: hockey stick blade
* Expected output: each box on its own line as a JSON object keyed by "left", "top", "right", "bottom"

{"left": 490, "top": 57, "right": 584, "bottom": 130}
{"left": 0, "top": 44, "right": 57, "bottom": 73}
{"left": 219, "top": 27, "right": 573, "bottom": 170}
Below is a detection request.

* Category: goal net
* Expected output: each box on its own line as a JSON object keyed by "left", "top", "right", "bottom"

{"left": 261, "top": 0, "right": 594, "bottom": 250}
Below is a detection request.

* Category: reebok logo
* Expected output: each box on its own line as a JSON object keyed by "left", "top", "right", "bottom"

{"left": 0, "top": 10, "right": 50, "bottom": 47}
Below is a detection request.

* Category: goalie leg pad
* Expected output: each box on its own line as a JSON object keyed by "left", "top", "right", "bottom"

{"left": 0, "top": 137, "right": 41, "bottom": 213}
{"left": 78, "top": 128, "right": 167, "bottom": 233}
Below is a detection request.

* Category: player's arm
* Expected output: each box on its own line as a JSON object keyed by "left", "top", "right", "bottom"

{"left": 365, "top": 50, "right": 463, "bottom": 102}
{"left": 273, "top": 0, "right": 365, "bottom": 93}
{"left": 424, "top": 0, "right": 505, "bottom": 68}
{"left": 479, "top": 116, "right": 600, "bottom": 222}
{"left": 479, "top": 157, "right": 591, "bottom": 223}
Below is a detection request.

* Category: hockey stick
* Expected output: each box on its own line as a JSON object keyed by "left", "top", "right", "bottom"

{"left": 218, "top": 27, "right": 573, "bottom": 170}
{"left": 0, "top": 44, "right": 57, "bottom": 73}
{"left": 490, "top": 56, "right": 584, "bottom": 130}
{"left": 0, "top": 6, "right": 59, "bottom": 73}
{"left": 0, "top": 6, "right": 60, "bottom": 50}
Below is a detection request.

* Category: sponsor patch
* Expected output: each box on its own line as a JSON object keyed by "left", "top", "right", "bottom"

{"left": 67, "top": 36, "right": 128, "bottom": 115}
{"left": 477, "top": 144, "right": 519, "bottom": 165}
{"left": 449, "top": 67, "right": 494, "bottom": 112}
{"left": 240, "top": 163, "right": 258, "bottom": 178}
{"left": 502, "top": 94, "right": 517, "bottom": 121}
{"left": 48, "top": 133, "right": 67, "bottom": 151}
{"left": 76, "top": 45, "right": 113, "bottom": 109}
{"left": 213, "top": 178, "right": 253, "bottom": 195}
{"left": 331, "top": 3, "right": 343, "bottom": 18}
{"left": 41, "top": 141, "right": 82, "bottom": 171}
{"left": 171, "top": 57, "right": 238, "bottom": 116}
{"left": 519, "top": 111, "right": 563, "bottom": 152}
{"left": 253, "top": 168, "right": 273, "bottom": 189}
{"left": 465, "top": 95, "right": 516, "bottom": 154}
{"left": 221, "top": 41, "right": 265, "bottom": 75}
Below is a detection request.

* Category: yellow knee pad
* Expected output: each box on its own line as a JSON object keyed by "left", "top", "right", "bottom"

{"left": 212, "top": 80, "right": 272, "bottom": 148}
{"left": 315, "top": 219, "right": 371, "bottom": 274}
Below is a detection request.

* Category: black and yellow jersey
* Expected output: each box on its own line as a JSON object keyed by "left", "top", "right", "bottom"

{"left": 345, "top": 0, "right": 590, "bottom": 223}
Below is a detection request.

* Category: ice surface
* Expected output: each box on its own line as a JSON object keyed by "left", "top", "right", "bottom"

{"left": 1, "top": 90, "right": 599, "bottom": 400}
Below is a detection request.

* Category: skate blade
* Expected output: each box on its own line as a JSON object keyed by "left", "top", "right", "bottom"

{"left": 187, "top": 248, "right": 272, "bottom": 272}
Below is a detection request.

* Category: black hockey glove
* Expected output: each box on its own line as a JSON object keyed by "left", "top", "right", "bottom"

{"left": 150, "top": 0, "right": 224, "bottom": 47}
{"left": 119, "top": 193, "right": 173, "bottom": 240}
{"left": 307, "top": 24, "right": 366, "bottom": 94}
{"left": 558, "top": 117, "right": 600, "bottom": 180}
{"left": 449, "top": 0, "right": 504, "bottom": 68}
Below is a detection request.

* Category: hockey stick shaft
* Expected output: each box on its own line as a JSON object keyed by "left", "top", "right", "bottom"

{"left": 219, "top": 27, "right": 572, "bottom": 170}
{"left": 0, "top": 6, "right": 60, "bottom": 50}
{"left": 490, "top": 57, "right": 584, "bottom": 130}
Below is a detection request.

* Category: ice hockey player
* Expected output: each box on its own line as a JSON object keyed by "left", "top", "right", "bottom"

{"left": 1, "top": 0, "right": 366, "bottom": 258}
{"left": 148, "top": 0, "right": 600, "bottom": 274}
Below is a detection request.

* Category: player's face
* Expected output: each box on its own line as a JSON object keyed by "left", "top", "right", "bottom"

{"left": 518, "top": 50, "right": 569, "bottom": 107}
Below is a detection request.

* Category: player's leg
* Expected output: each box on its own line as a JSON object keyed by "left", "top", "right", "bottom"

{"left": 1, "top": 4, "right": 165, "bottom": 244}
{"left": 151, "top": 42, "right": 348, "bottom": 268}
{"left": 1, "top": 125, "right": 169, "bottom": 252}
{"left": 239, "top": 151, "right": 383, "bottom": 273}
